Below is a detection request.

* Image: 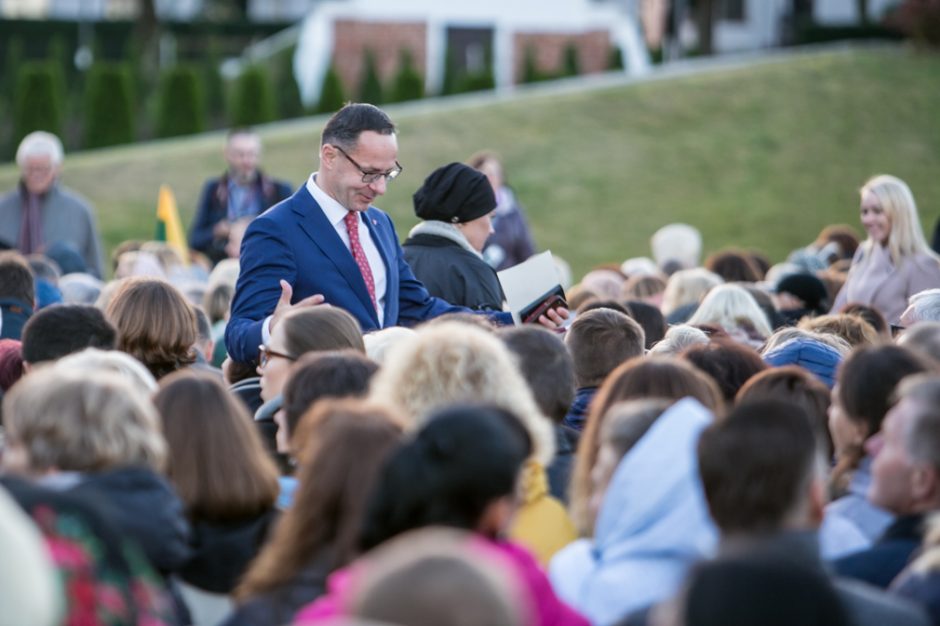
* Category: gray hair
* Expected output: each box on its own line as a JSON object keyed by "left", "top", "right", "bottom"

{"left": 908, "top": 289, "right": 940, "bottom": 323}
{"left": 896, "top": 374, "right": 940, "bottom": 472}
{"left": 16, "top": 131, "right": 64, "bottom": 167}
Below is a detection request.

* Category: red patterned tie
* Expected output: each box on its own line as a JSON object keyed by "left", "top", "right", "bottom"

{"left": 344, "top": 211, "right": 377, "bottom": 311}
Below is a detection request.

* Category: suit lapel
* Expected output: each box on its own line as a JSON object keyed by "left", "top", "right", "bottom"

{"left": 292, "top": 192, "right": 379, "bottom": 324}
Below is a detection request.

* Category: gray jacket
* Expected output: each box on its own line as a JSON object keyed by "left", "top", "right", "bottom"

{"left": 0, "top": 183, "right": 104, "bottom": 277}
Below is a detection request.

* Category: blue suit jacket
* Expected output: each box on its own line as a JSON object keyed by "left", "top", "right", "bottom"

{"left": 225, "top": 185, "right": 511, "bottom": 363}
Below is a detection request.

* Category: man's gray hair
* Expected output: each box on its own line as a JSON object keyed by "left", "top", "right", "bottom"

{"left": 908, "top": 289, "right": 940, "bottom": 323}
{"left": 896, "top": 374, "right": 940, "bottom": 471}
{"left": 16, "top": 131, "right": 64, "bottom": 167}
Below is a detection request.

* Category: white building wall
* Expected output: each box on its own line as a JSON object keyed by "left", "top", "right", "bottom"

{"left": 713, "top": 0, "right": 790, "bottom": 52}
{"left": 814, "top": 0, "right": 897, "bottom": 24}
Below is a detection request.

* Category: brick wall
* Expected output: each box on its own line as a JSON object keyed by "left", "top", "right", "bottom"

{"left": 332, "top": 20, "right": 427, "bottom": 99}
{"left": 512, "top": 30, "right": 612, "bottom": 82}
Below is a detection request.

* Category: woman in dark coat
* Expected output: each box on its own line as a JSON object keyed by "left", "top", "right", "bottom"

{"left": 403, "top": 162, "right": 505, "bottom": 311}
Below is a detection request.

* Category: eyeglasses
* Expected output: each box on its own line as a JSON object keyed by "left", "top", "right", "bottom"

{"left": 258, "top": 344, "right": 296, "bottom": 368}
{"left": 332, "top": 144, "right": 402, "bottom": 184}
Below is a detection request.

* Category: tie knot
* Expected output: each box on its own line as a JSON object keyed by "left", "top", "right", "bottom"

{"left": 344, "top": 211, "right": 358, "bottom": 230}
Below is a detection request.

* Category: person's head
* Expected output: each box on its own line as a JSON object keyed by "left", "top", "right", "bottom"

{"left": 900, "top": 288, "right": 940, "bottom": 329}
{"left": 621, "top": 275, "right": 666, "bottom": 307}
{"left": 359, "top": 404, "right": 532, "bottom": 551}
{"left": 648, "top": 324, "right": 710, "bottom": 356}
{"left": 203, "top": 281, "right": 233, "bottom": 326}
{"left": 192, "top": 305, "right": 213, "bottom": 360}
{"left": 814, "top": 224, "right": 860, "bottom": 263}
{"left": 224, "top": 128, "right": 262, "bottom": 184}
{"left": 650, "top": 223, "right": 702, "bottom": 271}
{"left": 153, "top": 371, "right": 279, "bottom": 523}
{"left": 661, "top": 268, "right": 723, "bottom": 316}
{"left": 737, "top": 366, "right": 833, "bottom": 458}
{"left": 20, "top": 304, "right": 116, "bottom": 368}
{"left": 259, "top": 305, "right": 365, "bottom": 401}
{"left": 58, "top": 272, "right": 103, "bottom": 305}
{"left": 798, "top": 313, "right": 880, "bottom": 349}
{"left": 467, "top": 150, "right": 505, "bottom": 192}
{"left": 831, "top": 345, "right": 933, "bottom": 463}
{"left": 565, "top": 307, "right": 645, "bottom": 388}
{"left": 898, "top": 321, "right": 940, "bottom": 365}
{"left": 363, "top": 326, "right": 416, "bottom": 364}
{"left": 687, "top": 283, "right": 772, "bottom": 339}
{"left": 704, "top": 249, "right": 761, "bottom": 283}
{"left": 868, "top": 374, "right": 940, "bottom": 515}
{"left": 590, "top": 398, "right": 674, "bottom": 520}
{"left": 497, "top": 325, "right": 575, "bottom": 424}
{"left": 0, "top": 251, "right": 35, "bottom": 306}
{"left": 413, "top": 162, "right": 497, "bottom": 253}
{"left": 859, "top": 174, "right": 933, "bottom": 261}
{"left": 682, "top": 340, "right": 768, "bottom": 404}
{"left": 624, "top": 300, "right": 667, "bottom": 350}
{"left": 236, "top": 400, "right": 403, "bottom": 601}
{"left": 2, "top": 367, "right": 165, "bottom": 476}
{"left": 279, "top": 350, "right": 379, "bottom": 453}
{"left": 840, "top": 302, "right": 891, "bottom": 339}
{"left": 682, "top": 555, "right": 850, "bottom": 626}
{"left": 54, "top": 347, "right": 157, "bottom": 396}
{"left": 105, "top": 277, "right": 197, "bottom": 379}
{"left": 699, "top": 399, "right": 825, "bottom": 535}
{"left": 16, "top": 131, "right": 63, "bottom": 195}
{"left": 569, "top": 355, "right": 723, "bottom": 533}
{"left": 318, "top": 103, "right": 399, "bottom": 213}
{"left": 349, "top": 529, "right": 526, "bottom": 626}
{"left": 774, "top": 272, "right": 829, "bottom": 314}
{"left": 369, "top": 321, "right": 555, "bottom": 467}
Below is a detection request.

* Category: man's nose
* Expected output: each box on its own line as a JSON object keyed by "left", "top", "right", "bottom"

{"left": 369, "top": 176, "right": 388, "bottom": 195}
{"left": 866, "top": 433, "right": 884, "bottom": 457}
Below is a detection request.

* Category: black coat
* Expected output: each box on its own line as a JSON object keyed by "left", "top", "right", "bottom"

{"left": 403, "top": 233, "right": 504, "bottom": 311}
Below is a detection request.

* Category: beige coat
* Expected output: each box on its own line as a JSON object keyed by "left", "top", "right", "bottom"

{"left": 832, "top": 244, "right": 940, "bottom": 324}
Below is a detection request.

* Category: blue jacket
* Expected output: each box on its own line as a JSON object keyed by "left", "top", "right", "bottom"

{"left": 549, "top": 398, "right": 718, "bottom": 625}
{"left": 225, "top": 185, "right": 511, "bottom": 363}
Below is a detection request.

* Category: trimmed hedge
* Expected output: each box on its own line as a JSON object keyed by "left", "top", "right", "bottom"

{"left": 275, "top": 47, "right": 305, "bottom": 119}
{"left": 389, "top": 48, "right": 424, "bottom": 103}
{"left": 562, "top": 43, "right": 581, "bottom": 77}
{"left": 229, "top": 64, "right": 276, "bottom": 126}
{"left": 84, "top": 62, "right": 135, "bottom": 149}
{"left": 317, "top": 64, "right": 347, "bottom": 114}
{"left": 13, "top": 61, "right": 65, "bottom": 147}
{"left": 156, "top": 65, "right": 205, "bottom": 138}
{"left": 358, "top": 49, "right": 384, "bottom": 104}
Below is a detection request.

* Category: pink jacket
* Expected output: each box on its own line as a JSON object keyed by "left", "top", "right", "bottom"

{"left": 294, "top": 538, "right": 588, "bottom": 626}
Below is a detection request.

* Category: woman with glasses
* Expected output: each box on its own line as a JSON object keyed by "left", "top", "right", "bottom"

{"left": 831, "top": 175, "right": 940, "bottom": 324}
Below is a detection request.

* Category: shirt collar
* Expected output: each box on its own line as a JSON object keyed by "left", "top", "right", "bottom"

{"left": 306, "top": 173, "right": 352, "bottom": 227}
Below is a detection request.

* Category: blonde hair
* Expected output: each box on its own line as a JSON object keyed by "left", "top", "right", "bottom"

{"left": 55, "top": 347, "right": 158, "bottom": 395}
{"left": 687, "top": 283, "right": 772, "bottom": 338}
{"left": 661, "top": 268, "right": 723, "bottom": 315}
{"left": 369, "top": 321, "right": 555, "bottom": 466}
{"left": 859, "top": 175, "right": 938, "bottom": 266}
{"left": 648, "top": 324, "right": 710, "bottom": 356}
{"left": 4, "top": 367, "right": 165, "bottom": 473}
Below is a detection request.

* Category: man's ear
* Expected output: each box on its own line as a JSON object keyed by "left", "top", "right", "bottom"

{"left": 912, "top": 464, "right": 939, "bottom": 507}
{"left": 320, "top": 144, "right": 336, "bottom": 170}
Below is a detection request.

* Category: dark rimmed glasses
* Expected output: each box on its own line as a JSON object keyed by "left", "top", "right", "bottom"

{"left": 332, "top": 144, "right": 402, "bottom": 184}
{"left": 258, "top": 344, "right": 296, "bottom": 368}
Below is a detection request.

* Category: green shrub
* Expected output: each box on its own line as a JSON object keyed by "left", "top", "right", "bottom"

{"left": 155, "top": 65, "right": 205, "bottom": 138}
{"left": 608, "top": 45, "right": 626, "bottom": 70}
{"left": 317, "top": 64, "right": 346, "bottom": 114}
{"left": 389, "top": 48, "right": 424, "bottom": 102}
{"left": 358, "top": 49, "right": 384, "bottom": 104}
{"left": 522, "top": 44, "right": 544, "bottom": 83}
{"left": 13, "top": 61, "right": 65, "bottom": 147}
{"left": 84, "top": 62, "right": 135, "bottom": 149}
{"left": 229, "top": 64, "right": 276, "bottom": 126}
{"left": 562, "top": 42, "right": 581, "bottom": 77}
{"left": 441, "top": 44, "right": 458, "bottom": 95}
{"left": 275, "top": 47, "right": 305, "bottom": 119}
{"left": 203, "top": 37, "right": 226, "bottom": 120}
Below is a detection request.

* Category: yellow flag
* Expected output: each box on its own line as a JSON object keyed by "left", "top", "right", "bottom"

{"left": 155, "top": 184, "right": 189, "bottom": 265}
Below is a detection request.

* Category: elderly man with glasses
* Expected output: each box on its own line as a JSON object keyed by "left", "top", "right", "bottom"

{"left": 225, "top": 103, "right": 565, "bottom": 365}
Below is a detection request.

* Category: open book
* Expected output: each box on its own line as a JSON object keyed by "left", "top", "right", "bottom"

{"left": 497, "top": 251, "right": 568, "bottom": 325}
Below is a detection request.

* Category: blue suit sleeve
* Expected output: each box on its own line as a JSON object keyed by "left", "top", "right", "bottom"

{"left": 225, "top": 215, "right": 298, "bottom": 363}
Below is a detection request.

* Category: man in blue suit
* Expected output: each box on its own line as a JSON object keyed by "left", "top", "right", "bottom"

{"left": 226, "top": 103, "right": 558, "bottom": 364}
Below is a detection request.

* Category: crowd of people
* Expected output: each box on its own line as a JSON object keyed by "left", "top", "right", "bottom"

{"left": 3, "top": 102, "right": 940, "bottom": 626}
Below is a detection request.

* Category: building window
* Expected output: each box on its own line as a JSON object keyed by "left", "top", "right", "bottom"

{"left": 719, "top": 0, "right": 746, "bottom": 22}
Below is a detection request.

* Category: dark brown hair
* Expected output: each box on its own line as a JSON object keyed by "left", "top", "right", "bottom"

{"left": 235, "top": 400, "right": 402, "bottom": 600}
{"left": 498, "top": 325, "right": 575, "bottom": 423}
{"left": 682, "top": 340, "right": 768, "bottom": 403}
{"left": 698, "top": 400, "right": 819, "bottom": 534}
{"left": 565, "top": 307, "right": 645, "bottom": 387}
{"left": 154, "top": 371, "right": 279, "bottom": 523}
{"left": 280, "top": 306, "right": 365, "bottom": 357}
{"left": 736, "top": 366, "right": 832, "bottom": 459}
{"left": 0, "top": 251, "right": 34, "bottom": 305}
{"left": 569, "top": 355, "right": 723, "bottom": 534}
{"left": 704, "top": 249, "right": 761, "bottom": 283}
{"left": 105, "top": 277, "right": 197, "bottom": 379}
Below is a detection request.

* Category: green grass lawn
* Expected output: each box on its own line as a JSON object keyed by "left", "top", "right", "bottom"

{"left": 2, "top": 46, "right": 939, "bottom": 280}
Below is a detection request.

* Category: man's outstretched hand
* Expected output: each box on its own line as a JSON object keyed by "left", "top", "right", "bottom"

{"left": 270, "top": 280, "right": 325, "bottom": 331}
{"left": 538, "top": 306, "right": 570, "bottom": 332}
